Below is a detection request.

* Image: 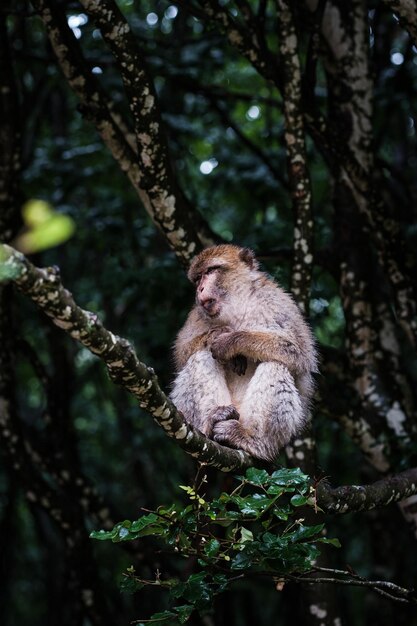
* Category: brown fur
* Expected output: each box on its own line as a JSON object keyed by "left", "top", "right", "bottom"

{"left": 170, "top": 245, "right": 317, "bottom": 461}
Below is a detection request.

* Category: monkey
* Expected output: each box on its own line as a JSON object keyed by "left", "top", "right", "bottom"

{"left": 170, "top": 244, "right": 318, "bottom": 462}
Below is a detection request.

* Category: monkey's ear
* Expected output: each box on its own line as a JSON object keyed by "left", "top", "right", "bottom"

{"left": 239, "top": 247, "right": 257, "bottom": 269}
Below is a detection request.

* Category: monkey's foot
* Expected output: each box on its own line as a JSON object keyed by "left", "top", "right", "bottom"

{"left": 212, "top": 418, "right": 241, "bottom": 447}
{"left": 202, "top": 406, "right": 239, "bottom": 438}
{"left": 209, "top": 405, "right": 239, "bottom": 424}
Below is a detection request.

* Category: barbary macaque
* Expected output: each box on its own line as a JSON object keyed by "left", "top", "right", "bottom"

{"left": 170, "top": 245, "right": 317, "bottom": 461}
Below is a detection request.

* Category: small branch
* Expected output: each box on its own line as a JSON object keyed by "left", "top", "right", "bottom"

{"left": 0, "top": 244, "right": 254, "bottom": 472}
{"left": 291, "top": 570, "right": 417, "bottom": 605}
{"left": 183, "top": 0, "right": 279, "bottom": 83}
{"left": 206, "top": 97, "right": 287, "bottom": 187}
{"left": 316, "top": 467, "right": 417, "bottom": 514}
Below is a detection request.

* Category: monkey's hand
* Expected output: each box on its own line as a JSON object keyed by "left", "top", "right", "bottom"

{"left": 204, "top": 405, "right": 239, "bottom": 438}
{"left": 212, "top": 418, "right": 242, "bottom": 448}
{"left": 210, "top": 331, "right": 237, "bottom": 362}
{"left": 204, "top": 326, "right": 233, "bottom": 348}
{"left": 210, "top": 332, "right": 248, "bottom": 374}
{"left": 207, "top": 330, "right": 246, "bottom": 373}
{"left": 209, "top": 405, "right": 239, "bottom": 424}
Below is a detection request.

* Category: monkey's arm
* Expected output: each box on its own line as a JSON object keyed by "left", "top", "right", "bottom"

{"left": 174, "top": 332, "right": 211, "bottom": 371}
{"left": 210, "top": 330, "right": 311, "bottom": 375}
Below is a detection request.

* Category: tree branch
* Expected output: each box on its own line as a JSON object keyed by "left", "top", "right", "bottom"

{"left": 5, "top": 244, "right": 417, "bottom": 512}
{"left": 291, "top": 567, "right": 417, "bottom": 605}
{"left": 31, "top": 0, "right": 207, "bottom": 264}
{"left": 77, "top": 0, "right": 205, "bottom": 263}
{"left": 183, "top": 0, "right": 279, "bottom": 83}
{"left": 0, "top": 243, "right": 254, "bottom": 472}
{"left": 276, "top": 0, "right": 314, "bottom": 316}
{"left": 317, "top": 467, "right": 417, "bottom": 514}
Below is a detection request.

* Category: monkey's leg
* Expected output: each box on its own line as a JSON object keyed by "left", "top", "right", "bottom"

{"left": 212, "top": 362, "right": 303, "bottom": 461}
{"left": 170, "top": 350, "right": 237, "bottom": 436}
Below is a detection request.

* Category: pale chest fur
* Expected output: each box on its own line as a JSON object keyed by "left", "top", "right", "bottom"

{"left": 224, "top": 360, "right": 258, "bottom": 411}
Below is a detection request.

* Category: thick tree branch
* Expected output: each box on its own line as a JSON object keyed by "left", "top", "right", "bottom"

{"left": 339, "top": 256, "right": 410, "bottom": 470}
{"left": 0, "top": 244, "right": 254, "bottom": 472}
{"left": 277, "top": 0, "right": 314, "bottom": 315}
{"left": 308, "top": 0, "right": 417, "bottom": 347}
{"left": 31, "top": 0, "right": 207, "bottom": 264}
{"left": 3, "top": 245, "right": 417, "bottom": 514}
{"left": 317, "top": 467, "right": 417, "bottom": 514}
{"left": 77, "top": 0, "right": 205, "bottom": 263}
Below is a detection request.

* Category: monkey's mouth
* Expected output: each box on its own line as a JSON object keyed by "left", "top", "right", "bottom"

{"left": 201, "top": 298, "right": 220, "bottom": 317}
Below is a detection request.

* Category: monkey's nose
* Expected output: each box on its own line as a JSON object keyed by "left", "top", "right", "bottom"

{"left": 200, "top": 298, "right": 217, "bottom": 315}
{"left": 200, "top": 298, "right": 216, "bottom": 311}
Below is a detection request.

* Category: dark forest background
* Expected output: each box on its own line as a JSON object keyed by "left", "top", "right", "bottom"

{"left": 1, "top": 1, "right": 417, "bottom": 625}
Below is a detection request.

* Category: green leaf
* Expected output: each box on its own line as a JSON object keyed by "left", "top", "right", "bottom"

{"left": 270, "top": 468, "right": 309, "bottom": 487}
{"left": 288, "top": 524, "right": 325, "bottom": 543}
{"left": 183, "top": 572, "right": 211, "bottom": 605}
{"left": 316, "top": 537, "right": 341, "bottom": 548}
{"left": 204, "top": 538, "right": 220, "bottom": 557}
{"left": 90, "top": 528, "right": 116, "bottom": 541}
{"left": 170, "top": 580, "right": 186, "bottom": 600}
{"left": 171, "top": 572, "right": 211, "bottom": 608}
{"left": 212, "top": 573, "right": 229, "bottom": 593}
{"left": 266, "top": 485, "right": 285, "bottom": 496}
{"left": 240, "top": 527, "right": 254, "bottom": 543}
{"left": 22, "top": 199, "right": 54, "bottom": 226}
{"left": 272, "top": 507, "right": 290, "bottom": 521}
{"left": 290, "top": 494, "right": 309, "bottom": 507}
{"left": 231, "top": 493, "right": 270, "bottom": 516}
{"left": 130, "top": 513, "right": 167, "bottom": 536}
{"left": 147, "top": 610, "right": 178, "bottom": 625}
{"left": 90, "top": 514, "right": 166, "bottom": 543}
{"left": 174, "top": 604, "right": 194, "bottom": 624}
{"left": 261, "top": 532, "right": 286, "bottom": 552}
{"left": 230, "top": 549, "right": 256, "bottom": 570}
{"left": 244, "top": 467, "right": 270, "bottom": 485}
{"left": 120, "top": 576, "right": 145, "bottom": 595}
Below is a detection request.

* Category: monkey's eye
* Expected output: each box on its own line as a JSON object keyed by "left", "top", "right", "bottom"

{"left": 194, "top": 274, "right": 202, "bottom": 285}
{"left": 206, "top": 265, "right": 222, "bottom": 275}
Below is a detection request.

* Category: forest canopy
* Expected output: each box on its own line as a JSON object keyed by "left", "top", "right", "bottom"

{"left": 1, "top": 1, "right": 417, "bottom": 625}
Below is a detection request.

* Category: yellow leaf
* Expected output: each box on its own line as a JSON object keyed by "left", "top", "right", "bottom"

{"left": 22, "top": 199, "right": 54, "bottom": 227}
{"left": 15, "top": 213, "right": 75, "bottom": 254}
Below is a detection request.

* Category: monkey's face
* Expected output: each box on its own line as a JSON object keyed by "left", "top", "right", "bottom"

{"left": 188, "top": 245, "right": 259, "bottom": 320}
{"left": 193, "top": 265, "right": 226, "bottom": 318}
